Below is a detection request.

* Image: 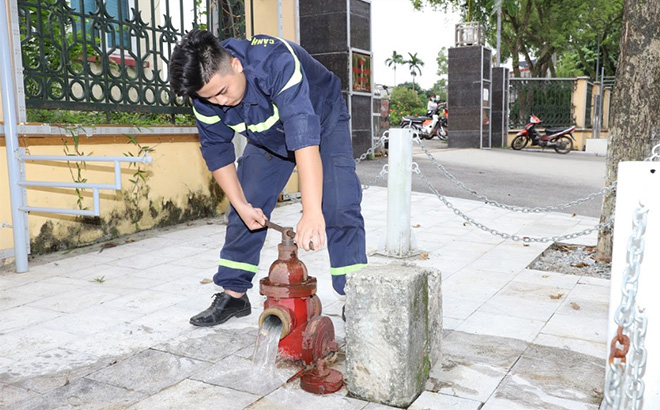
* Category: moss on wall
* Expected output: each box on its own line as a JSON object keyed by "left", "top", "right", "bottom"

{"left": 29, "top": 178, "right": 226, "bottom": 255}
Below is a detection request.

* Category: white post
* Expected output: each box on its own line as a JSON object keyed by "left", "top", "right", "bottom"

{"left": 606, "top": 161, "right": 660, "bottom": 408}
{"left": 1, "top": 0, "right": 28, "bottom": 272}
{"left": 378, "top": 128, "right": 417, "bottom": 257}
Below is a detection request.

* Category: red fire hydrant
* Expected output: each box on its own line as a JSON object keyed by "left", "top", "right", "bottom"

{"left": 258, "top": 223, "right": 342, "bottom": 394}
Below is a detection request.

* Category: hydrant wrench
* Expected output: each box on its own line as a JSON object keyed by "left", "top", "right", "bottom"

{"left": 264, "top": 220, "right": 314, "bottom": 250}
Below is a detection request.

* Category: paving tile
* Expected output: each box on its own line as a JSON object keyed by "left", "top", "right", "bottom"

{"left": 127, "top": 378, "right": 260, "bottom": 409}
{"left": 569, "top": 282, "right": 611, "bottom": 301}
{"left": 152, "top": 327, "right": 257, "bottom": 363}
{"left": 9, "top": 276, "right": 87, "bottom": 299}
{"left": 39, "top": 304, "right": 142, "bottom": 336}
{"left": 0, "top": 327, "right": 79, "bottom": 362}
{"left": 0, "top": 347, "right": 104, "bottom": 393}
{"left": 456, "top": 311, "right": 547, "bottom": 342}
{"left": 191, "top": 354, "right": 298, "bottom": 397}
{"left": 443, "top": 295, "right": 487, "bottom": 321}
{"left": 540, "top": 312, "right": 608, "bottom": 344}
{"left": 478, "top": 281, "right": 572, "bottom": 321}
{"left": 409, "top": 391, "right": 483, "bottom": 410}
{"left": 102, "top": 289, "right": 188, "bottom": 315}
{"left": 0, "top": 383, "right": 40, "bottom": 409}
{"left": 244, "top": 383, "right": 367, "bottom": 410}
{"left": 532, "top": 334, "right": 607, "bottom": 359}
{"left": 513, "top": 269, "right": 581, "bottom": 289}
{"left": 26, "top": 288, "right": 122, "bottom": 313}
{"left": 87, "top": 349, "right": 210, "bottom": 394}
{"left": 10, "top": 377, "right": 147, "bottom": 410}
{"left": 427, "top": 360, "right": 507, "bottom": 402}
{"left": 0, "top": 305, "right": 62, "bottom": 333}
{"left": 485, "top": 344, "right": 604, "bottom": 410}
{"left": 442, "top": 331, "right": 529, "bottom": 371}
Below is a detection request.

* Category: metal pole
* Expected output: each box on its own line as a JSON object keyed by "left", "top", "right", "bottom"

{"left": 496, "top": 4, "right": 501, "bottom": 67}
{"left": 1, "top": 0, "right": 28, "bottom": 272}
{"left": 381, "top": 128, "right": 415, "bottom": 257}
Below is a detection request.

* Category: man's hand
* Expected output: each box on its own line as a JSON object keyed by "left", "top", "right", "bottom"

{"left": 296, "top": 210, "right": 326, "bottom": 251}
{"left": 235, "top": 203, "right": 267, "bottom": 231}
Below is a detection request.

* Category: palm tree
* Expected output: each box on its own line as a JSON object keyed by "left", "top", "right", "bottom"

{"left": 405, "top": 52, "right": 424, "bottom": 90}
{"left": 385, "top": 51, "right": 404, "bottom": 86}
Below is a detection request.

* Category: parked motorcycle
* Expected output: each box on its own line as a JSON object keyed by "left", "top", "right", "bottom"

{"left": 400, "top": 106, "right": 448, "bottom": 141}
{"left": 511, "top": 114, "right": 575, "bottom": 154}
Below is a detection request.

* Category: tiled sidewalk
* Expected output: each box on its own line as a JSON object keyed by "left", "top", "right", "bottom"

{"left": 0, "top": 187, "right": 608, "bottom": 409}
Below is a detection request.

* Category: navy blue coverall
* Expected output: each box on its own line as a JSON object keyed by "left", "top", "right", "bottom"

{"left": 191, "top": 35, "right": 367, "bottom": 295}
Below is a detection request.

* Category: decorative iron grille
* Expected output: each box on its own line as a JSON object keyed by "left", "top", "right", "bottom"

{"left": 508, "top": 78, "right": 576, "bottom": 129}
{"left": 17, "top": 0, "right": 245, "bottom": 117}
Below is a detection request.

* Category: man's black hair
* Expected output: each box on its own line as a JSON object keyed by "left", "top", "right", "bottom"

{"left": 169, "top": 29, "right": 234, "bottom": 99}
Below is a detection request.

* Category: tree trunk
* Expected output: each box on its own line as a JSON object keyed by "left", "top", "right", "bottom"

{"left": 596, "top": 0, "right": 660, "bottom": 262}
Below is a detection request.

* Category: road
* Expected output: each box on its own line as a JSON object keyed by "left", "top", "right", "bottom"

{"left": 354, "top": 139, "right": 608, "bottom": 218}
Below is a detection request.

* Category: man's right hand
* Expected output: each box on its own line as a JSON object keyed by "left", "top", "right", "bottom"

{"left": 236, "top": 203, "right": 267, "bottom": 231}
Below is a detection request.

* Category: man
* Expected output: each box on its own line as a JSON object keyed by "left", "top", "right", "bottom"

{"left": 169, "top": 30, "right": 367, "bottom": 326}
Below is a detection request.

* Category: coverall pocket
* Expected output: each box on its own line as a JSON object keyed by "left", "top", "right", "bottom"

{"left": 325, "top": 153, "right": 362, "bottom": 221}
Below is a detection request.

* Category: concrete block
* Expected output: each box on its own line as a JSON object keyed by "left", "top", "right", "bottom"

{"left": 344, "top": 263, "right": 442, "bottom": 408}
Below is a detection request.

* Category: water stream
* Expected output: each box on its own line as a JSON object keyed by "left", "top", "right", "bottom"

{"left": 252, "top": 315, "right": 283, "bottom": 374}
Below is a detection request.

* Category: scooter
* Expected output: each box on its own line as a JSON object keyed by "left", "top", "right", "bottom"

{"left": 511, "top": 114, "right": 576, "bottom": 154}
{"left": 400, "top": 106, "right": 448, "bottom": 141}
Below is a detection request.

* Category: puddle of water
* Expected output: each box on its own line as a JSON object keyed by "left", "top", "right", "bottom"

{"left": 252, "top": 315, "right": 283, "bottom": 374}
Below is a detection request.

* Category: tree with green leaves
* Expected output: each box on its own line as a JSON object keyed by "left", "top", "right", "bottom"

{"left": 385, "top": 51, "right": 405, "bottom": 86}
{"left": 405, "top": 52, "right": 424, "bottom": 90}
{"left": 436, "top": 46, "right": 448, "bottom": 77}
{"left": 413, "top": 0, "right": 622, "bottom": 78}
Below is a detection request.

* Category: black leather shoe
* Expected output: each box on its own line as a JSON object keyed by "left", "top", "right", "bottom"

{"left": 189, "top": 292, "right": 251, "bottom": 327}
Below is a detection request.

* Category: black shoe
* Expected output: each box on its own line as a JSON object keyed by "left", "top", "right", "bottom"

{"left": 189, "top": 292, "right": 251, "bottom": 327}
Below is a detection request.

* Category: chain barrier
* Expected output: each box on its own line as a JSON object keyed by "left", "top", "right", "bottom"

{"left": 603, "top": 203, "right": 649, "bottom": 410}
{"left": 410, "top": 161, "right": 613, "bottom": 243}
{"left": 356, "top": 133, "right": 389, "bottom": 190}
{"left": 413, "top": 135, "right": 618, "bottom": 213}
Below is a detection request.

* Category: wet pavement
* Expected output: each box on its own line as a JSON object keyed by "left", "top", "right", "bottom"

{"left": 0, "top": 186, "right": 609, "bottom": 409}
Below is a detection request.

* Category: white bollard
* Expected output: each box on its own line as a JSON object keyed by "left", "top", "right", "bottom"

{"left": 378, "top": 128, "right": 419, "bottom": 257}
{"left": 606, "top": 161, "right": 659, "bottom": 408}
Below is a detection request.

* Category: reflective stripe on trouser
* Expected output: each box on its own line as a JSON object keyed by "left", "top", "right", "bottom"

{"left": 214, "top": 116, "right": 367, "bottom": 294}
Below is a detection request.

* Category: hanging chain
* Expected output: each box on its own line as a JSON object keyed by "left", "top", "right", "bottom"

{"left": 362, "top": 164, "right": 388, "bottom": 191}
{"left": 413, "top": 135, "right": 618, "bottom": 213}
{"left": 410, "top": 162, "right": 613, "bottom": 242}
{"left": 603, "top": 203, "right": 649, "bottom": 410}
{"left": 644, "top": 143, "right": 660, "bottom": 161}
{"left": 355, "top": 132, "right": 388, "bottom": 165}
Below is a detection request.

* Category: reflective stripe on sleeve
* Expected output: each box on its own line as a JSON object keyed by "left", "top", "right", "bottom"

{"left": 330, "top": 264, "right": 367, "bottom": 276}
{"left": 219, "top": 258, "right": 259, "bottom": 273}
{"left": 193, "top": 106, "right": 221, "bottom": 125}
{"left": 227, "top": 104, "right": 280, "bottom": 134}
{"left": 276, "top": 38, "right": 302, "bottom": 95}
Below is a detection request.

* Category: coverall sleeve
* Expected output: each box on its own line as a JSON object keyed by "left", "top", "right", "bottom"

{"left": 192, "top": 99, "right": 237, "bottom": 172}
{"left": 266, "top": 42, "right": 321, "bottom": 151}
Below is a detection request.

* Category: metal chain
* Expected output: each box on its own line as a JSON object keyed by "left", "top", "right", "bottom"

{"left": 411, "top": 162, "right": 613, "bottom": 242}
{"left": 362, "top": 164, "right": 388, "bottom": 191}
{"left": 644, "top": 143, "right": 660, "bottom": 161}
{"left": 603, "top": 203, "right": 649, "bottom": 410}
{"left": 355, "top": 132, "right": 388, "bottom": 165}
{"left": 413, "top": 135, "right": 618, "bottom": 213}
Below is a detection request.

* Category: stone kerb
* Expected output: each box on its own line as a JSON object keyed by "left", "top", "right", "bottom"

{"left": 344, "top": 263, "right": 442, "bottom": 408}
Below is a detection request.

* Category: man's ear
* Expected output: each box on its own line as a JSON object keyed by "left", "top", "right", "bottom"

{"left": 231, "top": 57, "right": 244, "bottom": 74}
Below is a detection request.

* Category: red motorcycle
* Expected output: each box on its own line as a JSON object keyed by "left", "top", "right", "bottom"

{"left": 511, "top": 114, "right": 576, "bottom": 154}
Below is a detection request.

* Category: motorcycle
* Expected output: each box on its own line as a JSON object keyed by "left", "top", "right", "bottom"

{"left": 400, "top": 106, "right": 448, "bottom": 141}
{"left": 511, "top": 114, "right": 575, "bottom": 154}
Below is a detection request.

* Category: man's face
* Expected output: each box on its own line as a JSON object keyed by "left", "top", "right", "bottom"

{"left": 196, "top": 57, "right": 246, "bottom": 107}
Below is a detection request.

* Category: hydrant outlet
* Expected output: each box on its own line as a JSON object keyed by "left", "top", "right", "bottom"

{"left": 258, "top": 307, "right": 293, "bottom": 340}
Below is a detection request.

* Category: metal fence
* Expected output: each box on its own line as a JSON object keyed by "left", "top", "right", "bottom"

{"left": 508, "top": 78, "right": 576, "bottom": 128}
{"left": 17, "top": 0, "right": 245, "bottom": 117}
